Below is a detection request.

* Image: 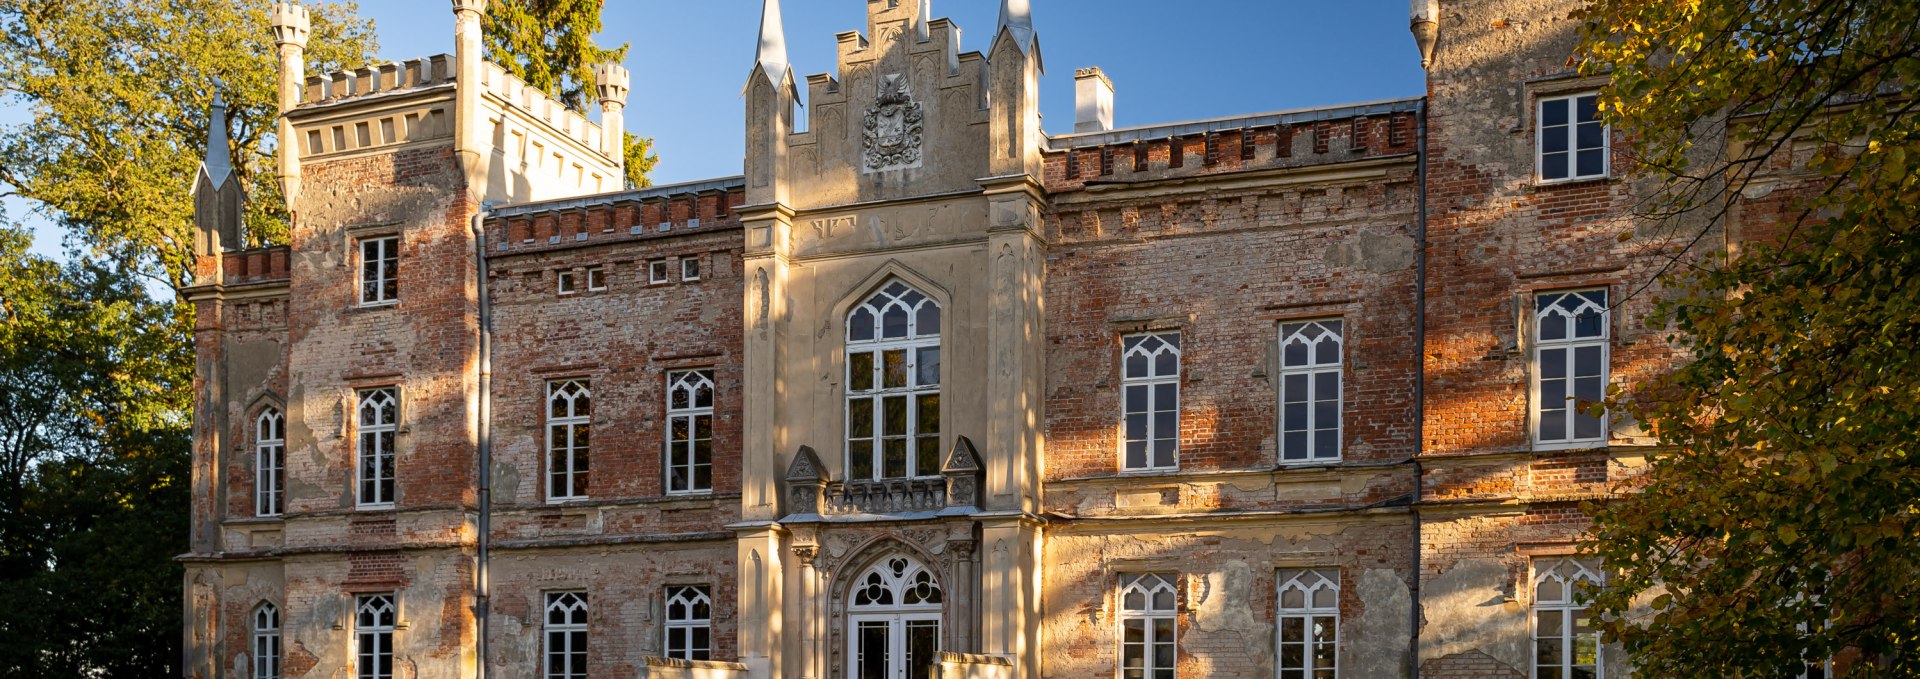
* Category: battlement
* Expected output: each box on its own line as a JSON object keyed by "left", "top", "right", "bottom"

{"left": 302, "top": 55, "right": 455, "bottom": 105}
{"left": 479, "top": 62, "right": 612, "bottom": 159}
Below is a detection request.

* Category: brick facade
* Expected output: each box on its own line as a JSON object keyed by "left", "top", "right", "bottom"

{"left": 180, "top": 1, "right": 1720, "bottom": 678}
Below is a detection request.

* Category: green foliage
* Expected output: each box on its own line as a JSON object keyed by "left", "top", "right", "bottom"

{"left": 0, "top": 0, "right": 377, "bottom": 291}
{"left": 484, "top": 0, "right": 656, "bottom": 189}
{"left": 1574, "top": 0, "right": 1920, "bottom": 675}
{"left": 0, "top": 223, "right": 193, "bottom": 677}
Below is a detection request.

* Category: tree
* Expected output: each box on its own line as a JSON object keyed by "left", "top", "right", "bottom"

{"left": 0, "top": 0, "right": 376, "bottom": 291}
{"left": 1575, "top": 0, "right": 1920, "bottom": 675}
{"left": 0, "top": 223, "right": 193, "bottom": 677}
{"left": 484, "top": 0, "right": 658, "bottom": 189}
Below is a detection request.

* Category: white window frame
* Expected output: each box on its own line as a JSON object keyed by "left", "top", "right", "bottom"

{"left": 586, "top": 266, "right": 607, "bottom": 291}
{"left": 666, "top": 370, "right": 715, "bottom": 494}
{"left": 355, "top": 594, "right": 396, "bottom": 679}
{"left": 358, "top": 236, "right": 399, "bottom": 306}
{"left": 847, "top": 557, "right": 944, "bottom": 679}
{"left": 1536, "top": 92, "right": 1609, "bottom": 183}
{"left": 556, "top": 270, "right": 578, "bottom": 295}
{"left": 649, "top": 260, "right": 670, "bottom": 285}
{"left": 1121, "top": 332, "right": 1181, "bottom": 472}
{"left": 544, "top": 591, "right": 588, "bottom": 679}
{"left": 1275, "top": 569, "right": 1339, "bottom": 679}
{"left": 1531, "top": 289, "right": 1611, "bottom": 450}
{"left": 546, "top": 380, "right": 591, "bottom": 502}
{"left": 256, "top": 409, "right": 285, "bottom": 517}
{"left": 664, "top": 585, "right": 713, "bottom": 661}
{"left": 1118, "top": 572, "right": 1178, "bottom": 679}
{"left": 1531, "top": 558, "right": 1602, "bottom": 679}
{"left": 355, "top": 389, "right": 398, "bottom": 509}
{"left": 253, "top": 602, "right": 281, "bottom": 679}
{"left": 681, "top": 256, "right": 702, "bottom": 282}
{"left": 844, "top": 282, "right": 943, "bottom": 481}
{"left": 1277, "top": 320, "right": 1344, "bottom": 465}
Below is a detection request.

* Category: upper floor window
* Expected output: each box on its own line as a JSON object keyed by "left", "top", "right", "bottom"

{"left": 358, "top": 236, "right": 399, "bottom": 305}
{"left": 1532, "top": 290, "right": 1609, "bottom": 449}
{"left": 253, "top": 602, "right": 281, "bottom": 679}
{"left": 1278, "top": 320, "right": 1343, "bottom": 464}
{"left": 667, "top": 370, "right": 715, "bottom": 494}
{"left": 557, "top": 270, "right": 579, "bottom": 295}
{"left": 1532, "top": 558, "right": 1601, "bottom": 679}
{"left": 1538, "top": 93, "right": 1607, "bottom": 182}
{"left": 681, "top": 256, "right": 702, "bottom": 282}
{"left": 1122, "top": 333, "right": 1180, "bottom": 472}
{"left": 547, "top": 381, "right": 591, "bottom": 502}
{"left": 845, "top": 282, "right": 941, "bottom": 481}
{"left": 544, "top": 592, "right": 587, "bottom": 679}
{"left": 355, "top": 594, "right": 396, "bottom": 679}
{"left": 586, "top": 266, "right": 607, "bottom": 291}
{"left": 1118, "top": 572, "right": 1178, "bottom": 679}
{"left": 1276, "top": 569, "right": 1339, "bottom": 679}
{"left": 650, "top": 260, "right": 670, "bottom": 285}
{"left": 356, "top": 389, "right": 398, "bottom": 508}
{"left": 256, "top": 408, "right": 285, "bottom": 517}
{"left": 664, "top": 585, "right": 713, "bottom": 661}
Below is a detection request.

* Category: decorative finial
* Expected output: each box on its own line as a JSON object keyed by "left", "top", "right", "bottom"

{"left": 994, "top": 0, "right": 1036, "bottom": 56}
{"left": 751, "top": 0, "right": 790, "bottom": 88}
{"left": 202, "top": 83, "right": 233, "bottom": 187}
{"left": 914, "top": 0, "right": 932, "bottom": 41}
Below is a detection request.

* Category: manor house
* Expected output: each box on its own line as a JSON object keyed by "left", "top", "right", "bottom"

{"left": 180, "top": 1, "right": 1732, "bottom": 677}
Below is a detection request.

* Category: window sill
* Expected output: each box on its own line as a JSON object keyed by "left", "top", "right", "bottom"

{"left": 1528, "top": 175, "right": 1614, "bottom": 190}
{"left": 1530, "top": 440, "right": 1610, "bottom": 453}
{"left": 355, "top": 503, "right": 396, "bottom": 512}
{"left": 350, "top": 300, "right": 399, "bottom": 313}
{"left": 1274, "top": 458, "right": 1346, "bottom": 470}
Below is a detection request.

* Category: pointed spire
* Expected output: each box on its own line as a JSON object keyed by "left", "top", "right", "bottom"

{"left": 201, "top": 84, "right": 234, "bottom": 188}
{"left": 994, "top": 0, "right": 1036, "bottom": 56}
{"left": 914, "top": 0, "right": 932, "bottom": 41}
{"left": 751, "top": 0, "right": 790, "bottom": 88}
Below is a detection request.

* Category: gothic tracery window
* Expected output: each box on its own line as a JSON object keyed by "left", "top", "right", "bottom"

{"left": 1532, "top": 290, "right": 1609, "bottom": 448}
{"left": 1532, "top": 558, "right": 1602, "bottom": 679}
{"left": 845, "top": 282, "right": 942, "bottom": 481}
{"left": 256, "top": 408, "right": 285, "bottom": 516}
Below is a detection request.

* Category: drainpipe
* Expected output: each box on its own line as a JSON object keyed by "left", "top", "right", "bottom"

{"left": 471, "top": 202, "right": 496, "bottom": 679}
{"left": 1409, "top": 98, "right": 1429, "bottom": 679}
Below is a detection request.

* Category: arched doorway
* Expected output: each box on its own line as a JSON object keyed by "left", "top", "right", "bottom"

{"left": 847, "top": 556, "right": 943, "bottom": 679}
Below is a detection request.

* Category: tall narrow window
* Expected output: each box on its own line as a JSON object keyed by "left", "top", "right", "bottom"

{"left": 544, "top": 592, "right": 587, "bottom": 679}
{"left": 358, "top": 236, "right": 398, "bottom": 305}
{"left": 1118, "top": 573, "right": 1178, "bottom": 679}
{"left": 1121, "top": 333, "right": 1180, "bottom": 471}
{"left": 1278, "top": 320, "right": 1343, "bottom": 463}
{"left": 666, "top": 370, "right": 715, "bottom": 494}
{"left": 664, "top": 585, "right": 713, "bottom": 661}
{"left": 253, "top": 603, "right": 281, "bottom": 679}
{"left": 547, "top": 381, "right": 591, "bottom": 501}
{"left": 1533, "top": 290, "right": 1609, "bottom": 448}
{"left": 1276, "top": 569, "right": 1338, "bottom": 679}
{"left": 256, "top": 409, "right": 285, "bottom": 517}
{"left": 356, "top": 389, "right": 397, "bottom": 507}
{"left": 355, "top": 594, "right": 396, "bottom": 679}
{"left": 1532, "top": 558, "right": 1601, "bottom": 679}
{"left": 1538, "top": 93, "right": 1607, "bottom": 182}
{"left": 845, "top": 282, "right": 942, "bottom": 481}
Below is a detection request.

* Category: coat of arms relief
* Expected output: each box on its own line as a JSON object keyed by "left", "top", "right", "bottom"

{"left": 862, "top": 73, "right": 924, "bottom": 172}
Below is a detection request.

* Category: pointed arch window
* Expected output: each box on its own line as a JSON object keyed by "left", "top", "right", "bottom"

{"left": 666, "top": 370, "right": 715, "bottom": 494}
{"left": 848, "top": 556, "right": 943, "bottom": 679}
{"left": 664, "top": 585, "right": 712, "bottom": 661}
{"left": 1122, "top": 333, "right": 1180, "bottom": 471}
{"left": 1118, "top": 572, "right": 1178, "bottom": 679}
{"left": 1278, "top": 320, "right": 1342, "bottom": 464}
{"left": 253, "top": 602, "right": 281, "bottom": 679}
{"left": 1532, "top": 290, "right": 1609, "bottom": 449}
{"left": 1276, "top": 569, "right": 1339, "bottom": 679}
{"left": 355, "top": 594, "right": 396, "bottom": 679}
{"left": 846, "top": 282, "right": 942, "bottom": 481}
{"left": 1532, "top": 558, "right": 1602, "bottom": 679}
{"left": 355, "top": 389, "right": 397, "bottom": 508}
{"left": 546, "top": 380, "right": 591, "bottom": 501}
{"left": 256, "top": 408, "right": 285, "bottom": 516}
{"left": 544, "top": 592, "right": 587, "bottom": 679}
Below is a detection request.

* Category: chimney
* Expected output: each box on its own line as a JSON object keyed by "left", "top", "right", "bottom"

{"left": 268, "top": 2, "right": 309, "bottom": 206}
{"left": 1074, "top": 67, "right": 1114, "bottom": 133}
{"left": 593, "top": 63, "right": 630, "bottom": 178}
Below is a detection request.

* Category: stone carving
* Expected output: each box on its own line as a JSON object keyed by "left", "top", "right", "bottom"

{"left": 862, "top": 74, "right": 924, "bottom": 172}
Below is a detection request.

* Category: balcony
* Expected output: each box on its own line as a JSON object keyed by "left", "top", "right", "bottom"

{"left": 784, "top": 437, "right": 983, "bottom": 518}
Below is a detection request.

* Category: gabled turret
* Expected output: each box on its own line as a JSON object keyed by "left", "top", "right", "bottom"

{"left": 987, "top": 0, "right": 1044, "bottom": 178}
{"left": 744, "top": 0, "right": 797, "bottom": 206}
{"left": 192, "top": 91, "right": 245, "bottom": 284}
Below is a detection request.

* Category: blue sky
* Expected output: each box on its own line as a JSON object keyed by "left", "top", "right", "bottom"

{"left": 11, "top": 1, "right": 1425, "bottom": 258}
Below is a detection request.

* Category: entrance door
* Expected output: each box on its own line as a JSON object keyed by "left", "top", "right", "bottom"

{"left": 846, "top": 556, "right": 944, "bottom": 679}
